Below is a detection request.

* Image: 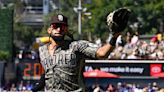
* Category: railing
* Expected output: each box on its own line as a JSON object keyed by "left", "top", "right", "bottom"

{"left": 24, "top": 6, "right": 43, "bottom": 14}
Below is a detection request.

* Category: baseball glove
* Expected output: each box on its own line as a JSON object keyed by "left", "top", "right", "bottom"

{"left": 107, "top": 7, "right": 131, "bottom": 33}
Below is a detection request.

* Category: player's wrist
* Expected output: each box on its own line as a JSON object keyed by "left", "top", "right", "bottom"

{"left": 107, "top": 33, "right": 118, "bottom": 46}
{"left": 109, "top": 37, "right": 117, "bottom": 46}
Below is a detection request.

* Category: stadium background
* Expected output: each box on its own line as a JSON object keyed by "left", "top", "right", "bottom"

{"left": 0, "top": 0, "right": 164, "bottom": 91}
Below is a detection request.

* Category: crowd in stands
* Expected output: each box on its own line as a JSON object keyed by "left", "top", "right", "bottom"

{"left": 115, "top": 33, "right": 164, "bottom": 60}
{"left": 96, "top": 32, "right": 164, "bottom": 60}
{"left": 86, "top": 82, "right": 164, "bottom": 92}
{"left": 1, "top": 80, "right": 164, "bottom": 92}
{"left": 0, "top": 81, "right": 33, "bottom": 92}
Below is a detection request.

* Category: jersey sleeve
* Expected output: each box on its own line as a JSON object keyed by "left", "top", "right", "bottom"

{"left": 71, "top": 40, "right": 100, "bottom": 58}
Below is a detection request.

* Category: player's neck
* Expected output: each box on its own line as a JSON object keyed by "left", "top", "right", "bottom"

{"left": 48, "top": 43, "right": 57, "bottom": 56}
{"left": 50, "top": 39, "right": 65, "bottom": 47}
{"left": 50, "top": 40, "right": 58, "bottom": 47}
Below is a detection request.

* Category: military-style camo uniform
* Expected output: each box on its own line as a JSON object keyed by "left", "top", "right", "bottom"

{"left": 39, "top": 40, "right": 99, "bottom": 92}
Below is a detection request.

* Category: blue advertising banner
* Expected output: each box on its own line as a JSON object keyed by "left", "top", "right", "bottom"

{"left": 85, "top": 60, "right": 164, "bottom": 78}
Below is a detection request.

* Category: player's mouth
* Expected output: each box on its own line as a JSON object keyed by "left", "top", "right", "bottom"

{"left": 53, "top": 33, "right": 63, "bottom": 36}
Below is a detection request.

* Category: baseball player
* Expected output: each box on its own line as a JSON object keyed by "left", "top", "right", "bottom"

{"left": 32, "top": 8, "right": 131, "bottom": 92}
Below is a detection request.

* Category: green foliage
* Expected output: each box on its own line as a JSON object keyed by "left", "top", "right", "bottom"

{"left": 13, "top": 0, "right": 164, "bottom": 43}
{"left": 0, "top": 51, "right": 10, "bottom": 61}
{"left": 0, "top": 8, "right": 13, "bottom": 61}
{"left": 40, "top": 0, "right": 164, "bottom": 40}
{"left": 14, "top": 22, "right": 34, "bottom": 45}
{"left": 81, "top": 0, "right": 164, "bottom": 39}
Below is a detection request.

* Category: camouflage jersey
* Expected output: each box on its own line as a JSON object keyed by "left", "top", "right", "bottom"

{"left": 39, "top": 40, "right": 99, "bottom": 92}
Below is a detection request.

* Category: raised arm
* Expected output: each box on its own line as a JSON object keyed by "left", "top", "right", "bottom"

{"left": 96, "top": 33, "right": 120, "bottom": 59}
{"left": 96, "top": 7, "right": 131, "bottom": 59}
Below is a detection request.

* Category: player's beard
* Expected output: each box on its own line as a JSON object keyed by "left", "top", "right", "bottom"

{"left": 50, "top": 34, "right": 64, "bottom": 42}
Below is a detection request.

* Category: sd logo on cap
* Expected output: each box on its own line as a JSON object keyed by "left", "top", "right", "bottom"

{"left": 51, "top": 14, "right": 68, "bottom": 25}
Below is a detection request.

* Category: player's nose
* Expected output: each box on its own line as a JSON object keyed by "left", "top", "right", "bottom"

{"left": 56, "top": 27, "right": 61, "bottom": 32}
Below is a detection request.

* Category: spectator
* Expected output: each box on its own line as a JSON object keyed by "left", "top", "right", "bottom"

{"left": 152, "top": 82, "right": 159, "bottom": 92}
{"left": 26, "top": 81, "right": 33, "bottom": 91}
{"left": 93, "top": 84, "right": 103, "bottom": 92}
{"left": 116, "top": 82, "right": 122, "bottom": 92}
{"left": 106, "top": 84, "right": 115, "bottom": 92}
{"left": 160, "top": 88, "right": 164, "bottom": 92}
{"left": 9, "top": 83, "right": 17, "bottom": 91}
{"left": 17, "top": 81, "right": 26, "bottom": 91}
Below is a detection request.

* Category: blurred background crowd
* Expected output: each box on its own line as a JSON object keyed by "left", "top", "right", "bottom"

{"left": 107, "top": 32, "right": 164, "bottom": 60}
{"left": 1, "top": 81, "right": 164, "bottom": 92}
{"left": 87, "top": 82, "right": 163, "bottom": 92}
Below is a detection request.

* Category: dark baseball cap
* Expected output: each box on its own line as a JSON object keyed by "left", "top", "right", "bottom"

{"left": 50, "top": 14, "right": 68, "bottom": 25}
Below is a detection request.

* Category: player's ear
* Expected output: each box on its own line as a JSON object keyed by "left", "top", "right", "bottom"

{"left": 47, "top": 25, "right": 53, "bottom": 34}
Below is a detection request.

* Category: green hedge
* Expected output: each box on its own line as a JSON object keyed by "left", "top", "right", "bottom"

{"left": 0, "top": 8, "right": 13, "bottom": 61}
